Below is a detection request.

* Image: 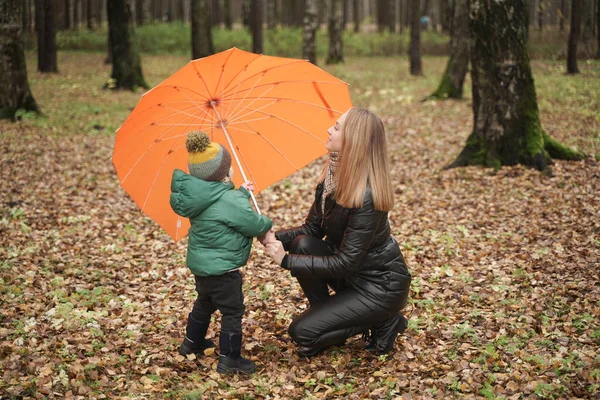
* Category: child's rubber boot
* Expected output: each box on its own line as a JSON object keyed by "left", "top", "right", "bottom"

{"left": 178, "top": 315, "right": 215, "bottom": 356}
{"left": 216, "top": 332, "right": 256, "bottom": 375}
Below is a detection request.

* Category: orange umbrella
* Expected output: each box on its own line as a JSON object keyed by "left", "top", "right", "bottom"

{"left": 112, "top": 47, "right": 352, "bottom": 241}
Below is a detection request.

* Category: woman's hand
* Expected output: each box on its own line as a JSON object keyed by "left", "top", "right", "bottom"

{"left": 241, "top": 181, "right": 254, "bottom": 192}
{"left": 266, "top": 240, "right": 286, "bottom": 266}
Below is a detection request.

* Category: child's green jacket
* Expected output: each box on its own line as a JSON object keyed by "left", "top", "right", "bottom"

{"left": 170, "top": 169, "right": 273, "bottom": 276}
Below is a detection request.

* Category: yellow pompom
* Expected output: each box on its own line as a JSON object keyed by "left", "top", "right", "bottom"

{"left": 186, "top": 131, "right": 211, "bottom": 153}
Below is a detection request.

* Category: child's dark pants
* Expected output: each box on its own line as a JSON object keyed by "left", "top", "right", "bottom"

{"left": 190, "top": 270, "right": 244, "bottom": 333}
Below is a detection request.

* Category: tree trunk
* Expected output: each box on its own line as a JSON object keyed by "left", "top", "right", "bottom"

{"left": 135, "top": 0, "right": 148, "bottom": 25}
{"left": 224, "top": 0, "right": 232, "bottom": 29}
{"left": 341, "top": 0, "right": 348, "bottom": 30}
{"left": 428, "top": 0, "right": 468, "bottom": 99}
{"left": 74, "top": 0, "right": 80, "bottom": 30}
{"left": 252, "top": 0, "right": 263, "bottom": 53}
{"left": 87, "top": 0, "right": 94, "bottom": 29}
{"left": 266, "top": 0, "right": 276, "bottom": 29}
{"left": 582, "top": 0, "right": 594, "bottom": 54}
{"left": 36, "top": 0, "right": 58, "bottom": 73}
{"left": 242, "top": 0, "right": 251, "bottom": 30}
{"left": 559, "top": 0, "right": 566, "bottom": 31}
{"left": 409, "top": 0, "right": 422, "bottom": 75}
{"left": 303, "top": 0, "right": 318, "bottom": 64}
{"left": 377, "top": 0, "right": 386, "bottom": 32}
{"left": 441, "top": 0, "right": 451, "bottom": 33}
{"left": 597, "top": 0, "right": 600, "bottom": 59}
{"left": 97, "top": 0, "right": 104, "bottom": 26}
{"left": 107, "top": 0, "right": 148, "bottom": 90}
{"left": 388, "top": 0, "right": 396, "bottom": 32}
{"left": 191, "top": 0, "right": 214, "bottom": 58}
{"left": 353, "top": 0, "right": 360, "bottom": 32}
{"left": 65, "top": 0, "right": 71, "bottom": 29}
{"left": 317, "top": 0, "right": 327, "bottom": 27}
{"left": 449, "top": 0, "right": 583, "bottom": 171}
{"left": 327, "top": 0, "right": 343, "bottom": 64}
{"left": 421, "top": 0, "right": 429, "bottom": 16}
{"left": 567, "top": 0, "right": 581, "bottom": 74}
{"left": 0, "top": 0, "right": 39, "bottom": 119}
{"left": 538, "top": 0, "right": 543, "bottom": 31}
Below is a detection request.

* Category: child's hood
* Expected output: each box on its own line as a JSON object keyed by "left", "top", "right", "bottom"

{"left": 170, "top": 169, "right": 234, "bottom": 218}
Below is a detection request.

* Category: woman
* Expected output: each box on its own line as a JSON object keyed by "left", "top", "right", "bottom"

{"left": 264, "top": 107, "right": 411, "bottom": 357}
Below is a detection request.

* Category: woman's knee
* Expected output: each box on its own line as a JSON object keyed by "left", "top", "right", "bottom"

{"left": 288, "top": 315, "right": 315, "bottom": 346}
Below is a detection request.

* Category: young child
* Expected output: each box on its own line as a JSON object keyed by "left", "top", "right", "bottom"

{"left": 170, "top": 131, "right": 273, "bottom": 375}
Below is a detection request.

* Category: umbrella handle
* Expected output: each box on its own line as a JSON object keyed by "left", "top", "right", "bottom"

{"left": 211, "top": 102, "right": 261, "bottom": 215}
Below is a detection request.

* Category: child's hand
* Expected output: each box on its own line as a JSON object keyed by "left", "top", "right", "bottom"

{"left": 241, "top": 181, "right": 254, "bottom": 192}
{"left": 258, "top": 229, "right": 276, "bottom": 245}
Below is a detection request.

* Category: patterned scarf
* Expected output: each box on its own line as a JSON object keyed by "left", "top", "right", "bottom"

{"left": 321, "top": 152, "right": 340, "bottom": 214}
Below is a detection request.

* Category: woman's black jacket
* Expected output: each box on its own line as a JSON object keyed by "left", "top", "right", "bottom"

{"left": 275, "top": 183, "right": 411, "bottom": 312}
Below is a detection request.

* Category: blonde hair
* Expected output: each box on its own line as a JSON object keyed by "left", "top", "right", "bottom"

{"left": 319, "top": 108, "right": 394, "bottom": 211}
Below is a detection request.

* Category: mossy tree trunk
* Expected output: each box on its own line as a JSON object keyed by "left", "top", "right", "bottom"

{"left": 326, "top": 0, "right": 343, "bottom": 64}
{"left": 567, "top": 0, "right": 581, "bottom": 74}
{"left": 448, "top": 0, "right": 584, "bottom": 172}
{"left": 191, "top": 0, "right": 214, "bottom": 59}
{"left": 303, "top": 0, "right": 318, "bottom": 65}
{"left": 36, "top": 0, "right": 58, "bottom": 73}
{"left": 0, "top": 0, "right": 38, "bottom": 120}
{"left": 409, "top": 0, "right": 422, "bottom": 75}
{"left": 107, "top": 0, "right": 148, "bottom": 90}
{"left": 251, "top": 0, "right": 263, "bottom": 53}
{"left": 427, "top": 0, "right": 468, "bottom": 99}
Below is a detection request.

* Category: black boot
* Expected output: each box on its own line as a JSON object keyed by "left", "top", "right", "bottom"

{"left": 178, "top": 316, "right": 216, "bottom": 356}
{"left": 216, "top": 332, "right": 256, "bottom": 375}
{"left": 297, "top": 339, "right": 346, "bottom": 358}
{"left": 365, "top": 314, "right": 408, "bottom": 355}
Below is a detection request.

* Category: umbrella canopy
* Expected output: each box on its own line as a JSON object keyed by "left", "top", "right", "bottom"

{"left": 112, "top": 47, "right": 352, "bottom": 241}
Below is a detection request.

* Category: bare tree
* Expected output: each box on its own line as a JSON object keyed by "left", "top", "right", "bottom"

{"left": 107, "top": 0, "right": 148, "bottom": 90}
{"left": 252, "top": 0, "right": 263, "bottom": 53}
{"left": 0, "top": 0, "right": 39, "bottom": 119}
{"left": 36, "top": 0, "right": 58, "bottom": 73}
{"left": 303, "top": 0, "right": 318, "bottom": 64}
{"left": 267, "top": 0, "right": 276, "bottom": 29}
{"left": 327, "top": 0, "right": 344, "bottom": 64}
{"left": 567, "top": 0, "right": 581, "bottom": 74}
{"left": 191, "top": 0, "right": 214, "bottom": 58}
{"left": 409, "top": 0, "right": 422, "bottom": 75}
{"left": 449, "top": 0, "right": 583, "bottom": 171}
{"left": 224, "top": 0, "right": 232, "bottom": 29}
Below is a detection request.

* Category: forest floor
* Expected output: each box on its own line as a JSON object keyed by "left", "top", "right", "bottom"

{"left": 1, "top": 53, "right": 599, "bottom": 399}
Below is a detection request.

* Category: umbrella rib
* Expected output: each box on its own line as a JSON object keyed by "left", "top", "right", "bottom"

{"left": 222, "top": 96, "right": 347, "bottom": 116}
{"left": 139, "top": 106, "right": 213, "bottom": 211}
{"left": 225, "top": 84, "right": 277, "bottom": 123}
{"left": 119, "top": 107, "right": 210, "bottom": 184}
{"left": 219, "top": 80, "right": 349, "bottom": 101}
{"left": 237, "top": 122, "right": 300, "bottom": 171}
{"left": 113, "top": 104, "right": 201, "bottom": 159}
{"left": 227, "top": 116, "right": 273, "bottom": 126}
{"left": 225, "top": 99, "right": 280, "bottom": 126}
{"left": 214, "top": 48, "right": 235, "bottom": 102}
{"left": 228, "top": 105, "right": 327, "bottom": 144}
{"left": 191, "top": 63, "right": 214, "bottom": 99}
{"left": 222, "top": 71, "right": 270, "bottom": 123}
{"left": 220, "top": 52, "right": 263, "bottom": 94}
{"left": 220, "top": 60, "right": 309, "bottom": 98}
{"left": 113, "top": 104, "right": 213, "bottom": 159}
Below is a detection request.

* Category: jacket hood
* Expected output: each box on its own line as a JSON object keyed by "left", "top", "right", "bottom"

{"left": 170, "top": 169, "right": 234, "bottom": 218}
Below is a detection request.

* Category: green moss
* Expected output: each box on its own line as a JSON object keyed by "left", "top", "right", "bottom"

{"left": 544, "top": 134, "right": 585, "bottom": 160}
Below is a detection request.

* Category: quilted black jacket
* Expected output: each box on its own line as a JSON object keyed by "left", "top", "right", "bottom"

{"left": 276, "top": 183, "right": 411, "bottom": 311}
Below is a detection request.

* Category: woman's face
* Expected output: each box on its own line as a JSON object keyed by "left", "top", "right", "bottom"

{"left": 326, "top": 111, "right": 348, "bottom": 152}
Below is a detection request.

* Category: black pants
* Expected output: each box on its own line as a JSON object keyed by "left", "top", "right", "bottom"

{"left": 190, "top": 270, "right": 244, "bottom": 333}
{"left": 288, "top": 235, "right": 397, "bottom": 349}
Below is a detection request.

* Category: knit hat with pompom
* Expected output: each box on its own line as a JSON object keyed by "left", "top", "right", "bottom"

{"left": 186, "top": 131, "right": 232, "bottom": 182}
